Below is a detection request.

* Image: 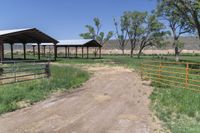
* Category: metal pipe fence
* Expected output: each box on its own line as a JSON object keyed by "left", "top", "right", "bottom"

{"left": 0, "top": 61, "right": 50, "bottom": 85}
{"left": 141, "top": 61, "right": 200, "bottom": 92}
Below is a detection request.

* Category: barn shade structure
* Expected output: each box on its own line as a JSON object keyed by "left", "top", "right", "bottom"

{"left": 31, "top": 43, "right": 55, "bottom": 57}
{"left": 35, "top": 39, "right": 102, "bottom": 58}
{"left": 57, "top": 39, "right": 102, "bottom": 58}
{"left": 0, "top": 28, "right": 58, "bottom": 61}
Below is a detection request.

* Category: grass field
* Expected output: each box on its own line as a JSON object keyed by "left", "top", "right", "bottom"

{"left": 0, "top": 65, "right": 89, "bottom": 115}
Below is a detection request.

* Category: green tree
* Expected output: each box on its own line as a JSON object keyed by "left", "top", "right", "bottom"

{"left": 137, "top": 14, "right": 167, "bottom": 58}
{"left": 80, "top": 17, "right": 113, "bottom": 46}
{"left": 156, "top": 0, "right": 193, "bottom": 61}
{"left": 121, "top": 11, "right": 147, "bottom": 57}
{"left": 113, "top": 18, "right": 128, "bottom": 55}
{"left": 159, "top": 0, "right": 200, "bottom": 39}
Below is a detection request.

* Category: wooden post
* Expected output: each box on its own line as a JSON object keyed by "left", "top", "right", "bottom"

{"left": 37, "top": 43, "right": 40, "bottom": 60}
{"left": 0, "top": 39, "right": 4, "bottom": 62}
{"left": 33, "top": 45, "right": 36, "bottom": 56}
{"left": 68, "top": 47, "right": 70, "bottom": 58}
{"left": 2, "top": 42, "right": 4, "bottom": 61}
{"left": 95, "top": 48, "right": 97, "bottom": 58}
{"left": 99, "top": 47, "right": 101, "bottom": 58}
{"left": 54, "top": 43, "right": 57, "bottom": 61}
{"left": 23, "top": 43, "right": 26, "bottom": 60}
{"left": 75, "top": 46, "right": 78, "bottom": 58}
{"left": 87, "top": 47, "right": 89, "bottom": 59}
{"left": 82, "top": 46, "right": 84, "bottom": 58}
{"left": 185, "top": 63, "right": 189, "bottom": 88}
{"left": 10, "top": 43, "right": 14, "bottom": 60}
{"left": 49, "top": 46, "right": 51, "bottom": 54}
{"left": 65, "top": 46, "right": 67, "bottom": 58}
{"left": 43, "top": 45, "right": 46, "bottom": 56}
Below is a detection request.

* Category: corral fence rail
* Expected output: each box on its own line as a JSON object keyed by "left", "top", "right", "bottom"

{"left": 0, "top": 60, "right": 50, "bottom": 85}
{"left": 140, "top": 61, "right": 200, "bottom": 92}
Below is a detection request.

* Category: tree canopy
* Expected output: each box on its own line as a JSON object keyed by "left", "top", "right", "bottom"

{"left": 114, "top": 18, "right": 128, "bottom": 54}
{"left": 158, "top": 0, "right": 200, "bottom": 38}
{"left": 156, "top": 0, "right": 194, "bottom": 61}
{"left": 80, "top": 17, "right": 113, "bottom": 46}
{"left": 137, "top": 14, "right": 167, "bottom": 58}
{"left": 121, "top": 11, "right": 148, "bottom": 57}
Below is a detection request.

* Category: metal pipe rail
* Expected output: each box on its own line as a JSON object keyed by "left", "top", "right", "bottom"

{"left": 141, "top": 61, "right": 200, "bottom": 92}
{"left": 0, "top": 61, "right": 50, "bottom": 85}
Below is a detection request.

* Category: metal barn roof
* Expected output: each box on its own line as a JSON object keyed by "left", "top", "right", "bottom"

{"left": 31, "top": 43, "right": 55, "bottom": 46}
{"left": 0, "top": 28, "right": 58, "bottom": 44}
{"left": 57, "top": 39, "right": 93, "bottom": 45}
{"left": 57, "top": 39, "right": 102, "bottom": 47}
{"left": 31, "top": 39, "right": 102, "bottom": 47}
{"left": 0, "top": 28, "right": 31, "bottom": 36}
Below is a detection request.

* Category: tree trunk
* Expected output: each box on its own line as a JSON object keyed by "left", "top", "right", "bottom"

{"left": 197, "top": 26, "right": 200, "bottom": 40}
{"left": 130, "top": 40, "right": 135, "bottom": 58}
{"left": 175, "top": 46, "right": 179, "bottom": 62}
{"left": 193, "top": 13, "right": 200, "bottom": 40}
{"left": 130, "top": 48, "right": 133, "bottom": 57}
{"left": 174, "top": 38, "right": 179, "bottom": 62}
{"left": 138, "top": 47, "right": 143, "bottom": 59}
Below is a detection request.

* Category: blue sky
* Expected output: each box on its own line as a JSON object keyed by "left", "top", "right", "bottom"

{"left": 0, "top": 0, "right": 156, "bottom": 39}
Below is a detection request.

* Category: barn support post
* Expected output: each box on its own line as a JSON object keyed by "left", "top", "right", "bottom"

{"left": 54, "top": 43, "right": 57, "bottom": 61}
{"left": 37, "top": 43, "right": 41, "bottom": 60}
{"left": 99, "top": 47, "right": 102, "bottom": 58}
{"left": 48, "top": 46, "right": 51, "bottom": 54}
{"left": 0, "top": 39, "right": 4, "bottom": 62}
{"left": 75, "top": 46, "right": 78, "bottom": 58}
{"left": 23, "top": 43, "right": 26, "bottom": 60}
{"left": 10, "top": 43, "right": 14, "bottom": 60}
{"left": 87, "top": 47, "right": 89, "bottom": 59}
{"left": 43, "top": 45, "right": 46, "bottom": 56}
{"left": 33, "top": 45, "right": 36, "bottom": 56}
{"left": 82, "top": 46, "right": 84, "bottom": 58}
{"left": 65, "top": 46, "right": 67, "bottom": 58}
{"left": 68, "top": 47, "right": 70, "bottom": 58}
{"left": 95, "top": 48, "right": 97, "bottom": 58}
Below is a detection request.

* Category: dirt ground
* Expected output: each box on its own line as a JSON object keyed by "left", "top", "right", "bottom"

{"left": 0, "top": 65, "right": 164, "bottom": 133}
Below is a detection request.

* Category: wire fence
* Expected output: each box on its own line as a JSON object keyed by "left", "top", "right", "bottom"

{"left": 141, "top": 61, "right": 200, "bottom": 92}
{"left": 0, "top": 61, "right": 50, "bottom": 85}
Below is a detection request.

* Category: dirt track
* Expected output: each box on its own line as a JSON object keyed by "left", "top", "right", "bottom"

{"left": 0, "top": 65, "right": 163, "bottom": 133}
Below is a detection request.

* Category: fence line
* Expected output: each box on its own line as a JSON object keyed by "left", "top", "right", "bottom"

{"left": 141, "top": 61, "right": 200, "bottom": 92}
{"left": 0, "top": 61, "right": 50, "bottom": 85}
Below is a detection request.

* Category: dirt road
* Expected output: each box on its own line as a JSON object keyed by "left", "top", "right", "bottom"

{"left": 0, "top": 65, "right": 163, "bottom": 133}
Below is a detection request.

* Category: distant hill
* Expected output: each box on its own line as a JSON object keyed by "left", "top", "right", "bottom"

{"left": 103, "top": 37, "right": 200, "bottom": 50}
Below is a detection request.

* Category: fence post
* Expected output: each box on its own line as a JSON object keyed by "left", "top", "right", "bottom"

{"left": 45, "top": 62, "right": 51, "bottom": 78}
{"left": 185, "top": 63, "right": 189, "bottom": 89}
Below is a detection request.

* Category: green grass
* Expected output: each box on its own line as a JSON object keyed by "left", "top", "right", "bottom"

{"left": 150, "top": 83, "right": 200, "bottom": 133}
{"left": 0, "top": 65, "right": 89, "bottom": 115}
{"left": 58, "top": 57, "right": 112, "bottom": 65}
